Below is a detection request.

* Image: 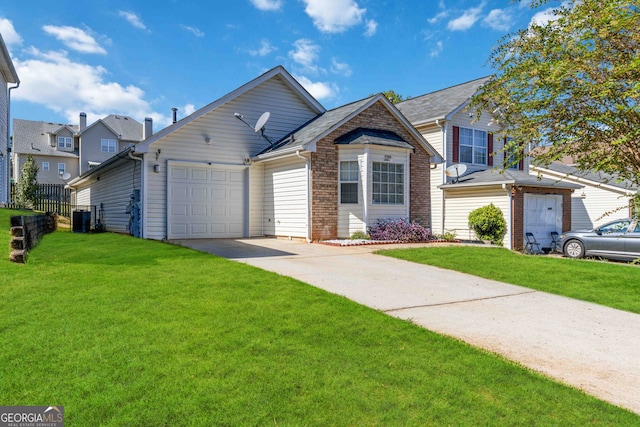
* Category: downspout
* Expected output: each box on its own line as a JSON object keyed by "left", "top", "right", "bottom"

{"left": 436, "top": 119, "right": 446, "bottom": 235}
{"left": 502, "top": 183, "right": 512, "bottom": 250}
{"left": 128, "top": 150, "right": 143, "bottom": 238}
{"left": 296, "top": 150, "right": 312, "bottom": 242}
{"left": 6, "top": 81, "right": 20, "bottom": 205}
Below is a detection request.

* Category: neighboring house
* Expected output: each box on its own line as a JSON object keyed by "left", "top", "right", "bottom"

{"left": 397, "top": 78, "right": 582, "bottom": 250}
{"left": 0, "top": 32, "right": 20, "bottom": 205}
{"left": 532, "top": 162, "right": 638, "bottom": 230}
{"left": 12, "top": 114, "right": 143, "bottom": 184}
{"left": 68, "top": 66, "right": 442, "bottom": 240}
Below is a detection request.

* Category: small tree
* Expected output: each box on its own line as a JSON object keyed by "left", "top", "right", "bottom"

{"left": 468, "top": 204, "right": 507, "bottom": 245}
{"left": 15, "top": 154, "right": 40, "bottom": 209}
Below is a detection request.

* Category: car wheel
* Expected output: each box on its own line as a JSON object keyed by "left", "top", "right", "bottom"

{"left": 564, "top": 239, "right": 585, "bottom": 259}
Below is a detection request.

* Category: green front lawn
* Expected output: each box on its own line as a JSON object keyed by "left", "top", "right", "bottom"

{"left": 1, "top": 209, "right": 638, "bottom": 425}
{"left": 378, "top": 245, "right": 640, "bottom": 314}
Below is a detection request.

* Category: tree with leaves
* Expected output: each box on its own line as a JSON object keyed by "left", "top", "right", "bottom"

{"left": 15, "top": 154, "right": 40, "bottom": 209}
{"left": 372, "top": 90, "right": 409, "bottom": 104}
{"left": 471, "top": 0, "right": 640, "bottom": 187}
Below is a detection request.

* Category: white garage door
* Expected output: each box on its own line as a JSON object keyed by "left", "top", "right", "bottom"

{"left": 524, "top": 194, "right": 562, "bottom": 248}
{"left": 168, "top": 162, "right": 246, "bottom": 239}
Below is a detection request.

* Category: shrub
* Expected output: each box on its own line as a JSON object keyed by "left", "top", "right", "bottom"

{"left": 468, "top": 203, "right": 507, "bottom": 245}
{"left": 438, "top": 231, "right": 457, "bottom": 242}
{"left": 368, "top": 219, "right": 431, "bottom": 242}
{"left": 350, "top": 230, "right": 370, "bottom": 240}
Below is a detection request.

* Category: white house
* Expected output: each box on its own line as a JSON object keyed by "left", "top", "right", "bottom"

{"left": 68, "top": 66, "right": 442, "bottom": 241}
{"left": 532, "top": 162, "right": 638, "bottom": 230}
{"left": 0, "top": 32, "right": 20, "bottom": 205}
{"left": 397, "top": 78, "right": 582, "bottom": 250}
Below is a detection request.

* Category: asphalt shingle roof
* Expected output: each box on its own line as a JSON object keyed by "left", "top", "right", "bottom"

{"left": 396, "top": 76, "right": 491, "bottom": 124}
{"left": 101, "top": 115, "right": 143, "bottom": 141}
{"left": 536, "top": 162, "right": 638, "bottom": 192}
{"left": 12, "top": 119, "right": 79, "bottom": 158}
{"left": 334, "top": 128, "right": 413, "bottom": 149}
{"left": 440, "top": 168, "right": 583, "bottom": 190}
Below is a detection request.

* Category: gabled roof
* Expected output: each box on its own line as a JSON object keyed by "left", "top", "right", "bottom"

{"left": 396, "top": 76, "right": 491, "bottom": 125}
{"left": 53, "top": 124, "right": 76, "bottom": 135}
{"left": 12, "top": 118, "right": 79, "bottom": 158}
{"left": 533, "top": 162, "right": 638, "bottom": 193}
{"left": 79, "top": 115, "right": 142, "bottom": 141}
{"left": 134, "top": 65, "right": 325, "bottom": 153}
{"left": 0, "top": 33, "right": 19, "bottom": 84}
{"left": 439, "top": 168, "right": 583, "bottom": 190}
{"left": 254, "top": 94, "right": 443, "bottom": 163}
{"left": 335, "top": 128, "right": 413, "bottom": 149}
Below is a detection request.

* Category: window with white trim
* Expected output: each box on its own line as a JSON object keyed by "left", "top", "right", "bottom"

{"left": 101, "top": 139, "right": 117, "bottom": 153}
{"left": 57, "top": 136, "right": 72, "bottom": 148}
{"left": 372, "top": 162, "right": 404, "bottom": 205}
{"left": 58, "top": 163, "right": 66, "bottom": 175}
{"left": 504, "top": 137, "right": 519, "bottom": 169}
{"left": 339, "top": 161, "right": 359, "bottom": 204}
{"left": 42, "top": 162, "right": 50, "bottom": 171}
{"left": 459, "top": 127, "right": 487, "bottom": 165}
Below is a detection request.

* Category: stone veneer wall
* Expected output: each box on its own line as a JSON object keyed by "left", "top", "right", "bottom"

{"left": 310, "top": 101, "right": 432, "bottom": 241}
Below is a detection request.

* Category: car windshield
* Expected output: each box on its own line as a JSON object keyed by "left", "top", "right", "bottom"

{"left": 599, "top": 220, "right": 631, "bottom": 234}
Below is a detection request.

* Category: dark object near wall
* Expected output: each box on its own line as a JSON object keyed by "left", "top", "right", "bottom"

{"left": 9, "top": 213, "right": 57, "bottom": 263}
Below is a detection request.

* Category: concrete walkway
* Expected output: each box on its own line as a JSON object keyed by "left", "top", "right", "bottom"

{"left": 172, "top": 238, "right": 640, "bottom": 415}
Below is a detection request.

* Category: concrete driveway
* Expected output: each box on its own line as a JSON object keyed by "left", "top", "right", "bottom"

{"left": 171, "top": 237, "right": 640, "bottom": 415}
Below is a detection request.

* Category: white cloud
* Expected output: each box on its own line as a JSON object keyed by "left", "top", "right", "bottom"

{"left": 118, "top": 11, "right": 147, "bottom": 30}
{"left": 12, "top": 48, "right": 177, "bottom": 127}
{"left": 249, "top": 39, "right": 276, "bottom": 56}
{"left": 289, "top": 39, "right": 320, "bottom": 72}
{"left": 250, "top": 0, "right": 283, "bottom": 11}
{"left": 0, "top": 18, "right": 22, "bottom": 47}
{"left": 447, "top": 2, "right": 485, "bottom": 31}
{"left": 331, "top": 58, "right": 351, "bottom": 77}
{"left": 302, "top": 0, "right": 366, "bottom": 33}
{"left": 182, "top": 25, "right": 205, "bottom": 37}
{"left": 428, "top": 11, "right": 449, "bottom": 25}
{"left": 483, "top": 9, "right": 512, "bottom": 32}
{"left": 42, "top": 25, "right": 107, "bottom": 54}
{"left": 529, "top": 7, "right": 558, "bottom": 27}
{"left": 364, "top": 19, "right": 377, "bottom": 37}
{"left": 430, "top": 40, "right": 444, "bottom": 58}
{"left": 294, "top": 75, "right": 337, "bottom": 100}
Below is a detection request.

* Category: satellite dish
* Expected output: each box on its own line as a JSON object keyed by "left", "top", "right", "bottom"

{"left": 62, "top": 172, "right": 71, "bottom": 180}
{"left": 445, "top": 164, "right": 467, "bottom": 183}
{"left": 254, "top": 112, "right": 270, "bottom": 133}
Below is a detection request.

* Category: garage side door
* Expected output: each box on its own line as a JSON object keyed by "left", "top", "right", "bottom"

{"left": 524, "top": 194, "right": 562, "bottom": 248}
{"left": 168, "top": 162, "right": 246, "bottom": 239}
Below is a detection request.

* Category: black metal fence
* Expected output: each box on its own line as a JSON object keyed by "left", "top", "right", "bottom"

{"left": 9, "top": 183, "right": 72, "bottom": 217}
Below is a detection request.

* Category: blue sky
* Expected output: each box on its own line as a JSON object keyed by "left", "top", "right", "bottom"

{"left": 1, "top": 0, "right": 556, "bottom": 130}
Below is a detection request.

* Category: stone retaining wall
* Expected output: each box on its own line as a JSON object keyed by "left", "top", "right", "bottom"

{"left": 9, "top": 213, "right": 57, "bottom": 263}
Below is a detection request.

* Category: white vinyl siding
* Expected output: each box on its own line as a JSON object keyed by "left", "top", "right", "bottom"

{"left": 249, "top": 162, "right": 264, "bottom": 237}
{"left": 444, "top": 187, "right": 511, "bottom": 247}
{"left": 262, "top": 156, "right": 307, "bottom": 238}
{"left": 338, "top": 149, "right": 365, "bottom": 238}
{"left": 144, "top": 75, "right": 319, "bottom": 240}
{"left": 74, "top": 160, "right": 141, "bottom": 234}
{"left": 367, "top": 150, "right": 410, "bottom": 225}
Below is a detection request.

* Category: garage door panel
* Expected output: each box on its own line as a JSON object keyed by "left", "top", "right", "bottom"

{"left": 524, "top": 194, "right": 562, "bottom": 248}
{"left": 168, "top": 163, "right": 245, "bottom": 239}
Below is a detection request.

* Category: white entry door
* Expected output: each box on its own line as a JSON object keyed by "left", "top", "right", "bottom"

{"left": 168, "top": 162, "right": 246, "bottom": 239}
{"left": 523, "top": 194, "right": 562, "bottom": 248}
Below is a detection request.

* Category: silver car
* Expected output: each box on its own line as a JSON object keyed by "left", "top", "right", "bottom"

{"left": 560, "top": 218, "right": 640, "bottom": 261}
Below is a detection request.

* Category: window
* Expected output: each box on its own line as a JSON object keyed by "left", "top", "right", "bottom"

{"left": 57, "top": 137, "right": 72, "bottom": 148}
{"left": 504, "top": 138, "right": 519, "bottom": 169}
{"left": 42, "top": 162, "right": 50, "bottom": 171}
{"left": 58, "top": 163, "right": 66, "bottom": 175}
{"left": 101, "top": 139, "right": 116, "bottom": 153}
{"left": 459, "top": 128, "right": 487, "bottom": 165}
{"left": 372, "top": 162, "right": 404, "bottom": 205}
{"left": 340, "top": 161, "right": 359, "bottom": 204}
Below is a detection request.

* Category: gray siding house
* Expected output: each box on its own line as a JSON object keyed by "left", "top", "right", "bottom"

{"left": 12, "top": 114, "right": 143, "bottom": 184}
{"left": 0, "top": 32, "right": 19, "bottom": 205}
{"left": 69, "top": 66, "right": 442, "bottom": 240}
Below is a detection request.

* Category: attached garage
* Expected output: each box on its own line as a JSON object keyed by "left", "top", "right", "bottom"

{"left": 167, "top": 161, "right": 247, "bottom": 239}
{"left": 523, "top": 194, "right": 563, "bottom": 248}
